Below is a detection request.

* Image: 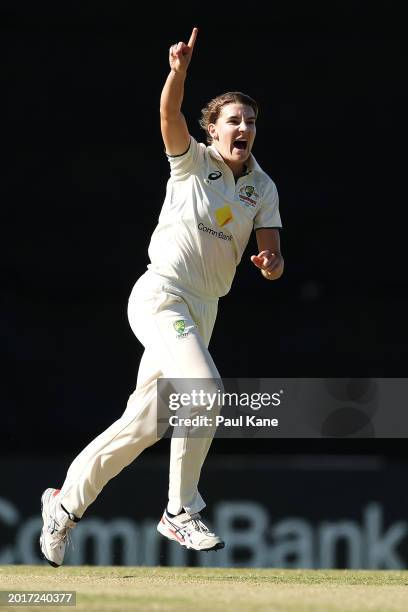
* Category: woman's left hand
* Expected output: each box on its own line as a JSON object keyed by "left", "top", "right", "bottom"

{"left": 251, "top": 250, "right": 284, "bottom": 280}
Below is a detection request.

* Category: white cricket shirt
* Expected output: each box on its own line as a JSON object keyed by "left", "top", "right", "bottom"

{"left": 147, "top": 137, "right": 282, "bottom": 299}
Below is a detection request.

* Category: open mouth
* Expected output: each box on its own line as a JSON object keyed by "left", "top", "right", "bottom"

{"left": 233, "top": 140, "right": 247, "bottom": 151}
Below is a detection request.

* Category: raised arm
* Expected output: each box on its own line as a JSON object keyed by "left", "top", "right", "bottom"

{"left": 160, "top": 27, "right": 198, "bottom": 156}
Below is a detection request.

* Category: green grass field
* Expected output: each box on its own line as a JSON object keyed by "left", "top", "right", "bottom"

{"left": 0, "top": 566, "right": 407, "bottom": 611}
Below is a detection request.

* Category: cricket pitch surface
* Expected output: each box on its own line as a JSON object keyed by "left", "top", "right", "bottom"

{"left": 1, "top": 566, "right": 407, "bottom": 611}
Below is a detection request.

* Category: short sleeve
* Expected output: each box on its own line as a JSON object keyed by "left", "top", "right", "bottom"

{"left": 167, "top": 136, "right": 201, "bottom": 179}
{"left": 254, "top": 178, "right": 282, "bottom": 230}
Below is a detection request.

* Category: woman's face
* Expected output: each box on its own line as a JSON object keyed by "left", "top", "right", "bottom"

{"left": 208, "top": 103, "right": 257, "bottom": 173}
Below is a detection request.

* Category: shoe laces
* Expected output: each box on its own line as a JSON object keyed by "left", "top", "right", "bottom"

{"left": 49, "top": 513, "right": 77, "bottom": 550}
{"left": 187, "top": 513, "right": 214, "bottom": 535}
{"left": 50, "top": 526, "right": 74, "bottom": 550}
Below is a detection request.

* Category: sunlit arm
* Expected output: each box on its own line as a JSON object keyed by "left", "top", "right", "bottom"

{"left": 160, "top": 28, "right": 198, "bottom": 156}
{"left": 250, "top": 228, "right": 284, "bottom": 281}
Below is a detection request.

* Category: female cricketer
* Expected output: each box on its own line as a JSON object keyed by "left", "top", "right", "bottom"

{"left": 40, "top": 27, "right": 284, "bottom": 567}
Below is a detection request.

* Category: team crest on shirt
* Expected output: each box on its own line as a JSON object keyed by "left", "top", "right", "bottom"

{"left": 173, "top": 319, "right": 189, "bottom": 338}
{"left": 238, "top": 185, "right": 259, "bottom": 207}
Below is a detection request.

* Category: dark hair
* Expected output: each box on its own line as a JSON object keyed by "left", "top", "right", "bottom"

{"left": 199, "top": 91, "right": 258, "bottom": 144}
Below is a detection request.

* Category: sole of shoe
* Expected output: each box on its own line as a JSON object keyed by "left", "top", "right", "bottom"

{"left": 200, "top": 541, "right": 225, "bottom": 552}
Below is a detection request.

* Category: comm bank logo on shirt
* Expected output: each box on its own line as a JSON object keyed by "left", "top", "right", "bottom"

{"left": 173, "top": 319, "right": 189, "bottom": 338}
{"left": 215, "top": 205, "right": 233, "bottom": 227}
{"left": 197, "top": 205, "right": 233, "bottom": 241}
{"left": 238, "top": 185, "right": 259, "bottom": 207}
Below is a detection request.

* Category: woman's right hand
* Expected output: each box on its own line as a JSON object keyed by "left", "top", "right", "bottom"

{"left": 169, "top": 27, "right": 198, "bottom": 74}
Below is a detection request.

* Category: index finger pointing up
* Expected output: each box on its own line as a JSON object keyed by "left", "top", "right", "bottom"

{"left": 188, "top": 27, "right": 198, "bottom": 48}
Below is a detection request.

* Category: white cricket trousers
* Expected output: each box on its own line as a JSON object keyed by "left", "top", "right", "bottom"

{"left": 59, "top": 270, "right": 220, "bottom": 518}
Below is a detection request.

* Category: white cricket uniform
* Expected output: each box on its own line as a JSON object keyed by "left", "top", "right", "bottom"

{"left": 59, "top": 137, "right": 281, "bottom": 518}
{"left": 148, "top": 136, "right": 281, "bottom": 298}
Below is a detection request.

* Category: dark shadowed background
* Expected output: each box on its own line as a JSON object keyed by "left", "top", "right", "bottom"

{"left": 3, "top": 3, "right": 407, "bottom": 461}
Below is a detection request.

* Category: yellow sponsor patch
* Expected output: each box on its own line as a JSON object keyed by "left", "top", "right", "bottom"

{"left": 215, "top": 205, "right": 233, "bottom": 227}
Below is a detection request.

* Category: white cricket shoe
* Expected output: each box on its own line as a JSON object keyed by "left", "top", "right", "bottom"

{"left": 157, "top": 509, "right": 225, "bottom": 551}
{"left": 40, "top": 488, "right": 79, "bottom": 567}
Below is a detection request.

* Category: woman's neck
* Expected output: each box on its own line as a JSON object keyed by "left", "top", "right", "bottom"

{"left": 227, "top": 161, "right": 245, "bottom": 180}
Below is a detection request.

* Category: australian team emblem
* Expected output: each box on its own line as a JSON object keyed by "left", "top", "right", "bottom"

{"left": 174, "top": 320, "right": 186, "bottom": 334}
{"left": 173, "top": 319, "right": 190, "bottom": 338}
{"left": 238, "top": 185, "right": 259, "bottom": 207}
